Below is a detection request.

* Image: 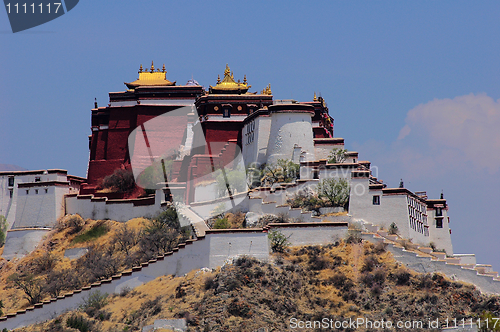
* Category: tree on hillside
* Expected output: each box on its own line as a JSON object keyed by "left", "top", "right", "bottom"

{"left": 316, "top": 177, "right": 350, "bottom": 208}
{"left": 7, "top": 273, "right": 45, "bottom": 305}
{"left": 261, "top": 159, "right": 299, "bottom": 187}
{"left": 327, "top": 148, "right": 348, "bottom": 164}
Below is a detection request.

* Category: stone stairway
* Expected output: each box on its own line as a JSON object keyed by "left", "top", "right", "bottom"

{"left": 361, "top": 221, "right": 500, "bottom": 294}
{"left": 176, "top": 203, "right": 209, "bottom": 237}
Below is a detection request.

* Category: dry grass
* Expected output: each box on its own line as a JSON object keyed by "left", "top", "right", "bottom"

{"left": 0, "top": 215, "right": 150, "bottom": 313}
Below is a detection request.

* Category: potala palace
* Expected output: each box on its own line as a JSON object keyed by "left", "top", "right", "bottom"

{"left": 0, "top": 63, "right": 498, "bottom": 329}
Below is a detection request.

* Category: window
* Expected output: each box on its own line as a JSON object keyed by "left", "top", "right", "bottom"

{"left": 45, "top": 188, "right": 48, "bottom": 194}
{"left": 35, "top": 189, "right": 39, "bottom": 194}
{"left": 435, "top": 207, "right": 443, "bottom": 216}
{"left": 9, "top": 190, "right": 13, "bottom": 198}
{"left": 35, "top": 177, "right": 41, "bottom": 182}
{"left": 26, "top": 190, "right": 29, "bottom": 195}
{"left": 8, "top": 177, "right": 14, "bottom": 187}
{"left": 223, "top": 108, "right": 230, "bottom": 118}
{"left": 436, "top": 219, "right": 443, "bottom": 228}
{"left": 372, "top": 195, "right": 380, "bottom": 205}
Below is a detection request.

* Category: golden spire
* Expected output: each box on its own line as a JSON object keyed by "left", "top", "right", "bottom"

{"left": 261, "top": 83, "right": 272, "bottom": 95}
{"left": 313, "top": 92, "right": 318, "bottom": 102}
{"left": 243, "top": 75, "right": 247, "bottom": 84}
{"left": 162, "top": 64, "right": 166, "bottom": 73}
{"left": 209, "top": 64, "right": 251, "bottom": 94}
{"left": 150, "top": 61, "right": 155, "bottom": 73}
{"left": 139, "top": 64, "right": 143, "bottom": 73}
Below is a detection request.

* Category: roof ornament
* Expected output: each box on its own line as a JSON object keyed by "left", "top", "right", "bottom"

{"left": 313, "top": 92, "right": 318, "bottom": 102}
{"left": 399, "top": 179, "right": 404, "bottom": 188}
{"left": 125, "top": 61, "right": 175, "bottom": 89}
{"left": 440, "top": 191, "right": 444, "bottom": 199}
{"left": 94, "top": 98, "right": 98, "bottom": 108}
{"left": 243, "top": 75, "right": 247, "bottom": 84}
{"left": 261, "top": 83, "right": 272, "bottom": 95}
{"left": 209, "top": 64, "right": 251, "bottom": 94}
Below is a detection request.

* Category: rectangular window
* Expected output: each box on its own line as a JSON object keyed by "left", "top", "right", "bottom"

{"left": 8, "top": 177, "right": 14, "bottom": 187}
{"left": 45, "top": 188, "right": 48, "bottom": 194}
{"left": 372, "top": 195, "right": 380, "bottom": 205}
{"left": 436, "top": 218, "right": 443, "bottom": 228}
{"left": 35, "top": 189, "right": 38, "bottom": 194}
{"left": 35, "top": 177, "right": 41, "bottom": 182}
{"left": 223, "top": 108, "right": 230, "bottom": 118}
{"left": 436, "top": 208, "right": 443, "bottom": 216}
{"left": 26, "top": 190, "right": 29, "bottom": 195}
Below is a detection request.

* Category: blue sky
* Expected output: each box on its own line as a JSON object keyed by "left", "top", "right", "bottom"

{"left": 1, "top": 1, "right": 500, "bottom": 271}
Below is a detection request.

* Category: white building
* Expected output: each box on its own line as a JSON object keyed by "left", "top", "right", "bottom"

{"left": 0, "top": 170, "right": 84, "bottom": 260}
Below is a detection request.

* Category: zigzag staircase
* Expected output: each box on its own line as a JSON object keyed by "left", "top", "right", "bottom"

{"left": 360, "top": 221, "right": 500, "bottom": 294}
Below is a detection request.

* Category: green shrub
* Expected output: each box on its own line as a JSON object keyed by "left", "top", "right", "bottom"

{"left": 213, "top": 217, "right": 231, "bottom": 229}
{"left": 388, "top": 222, "right": 398, "bottom": 235}
{"left": 268, "top": 230, "right": 291, "bottom": 253}
{"left": 287, "top": 192, "right": 323, "bottom": 212}
{"left": 79, "top": 290, "right": 108, "bottom": 318}
{"left": 66, "top": 314, "right": 93, "bottom": 332}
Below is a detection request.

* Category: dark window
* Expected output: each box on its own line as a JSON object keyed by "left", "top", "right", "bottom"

{"left": 35, "top": 177, "right": 41, "bottom": 182}
{"left": 373, "top": 195, "right": 380, "bottom": 205}
{"left": 45, "top": 188, "right": 48, "bottom": 194}
{"left": 8, "top": 177, "right": 14, "bottom": 187}
{"left": 436, "top": 208, "right": 443, "bottom": 216}
{"left": 436, "top": 219, "right": 443, "bottom": 228}
{"left": 223, "top": 108, "right": 230, "bottom": 118}
{"left": 26, "top": 190, "right": 29, "bottom": 195}
{"left": 35, "top": 189, "right": 38, "bottom": 194}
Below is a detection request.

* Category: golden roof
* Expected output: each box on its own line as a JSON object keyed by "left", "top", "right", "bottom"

{"left": 209, "top": 64, "right": 251, "bottom": 94}
{"left": 125, "top": 61, "right": 176, "bottom": 89}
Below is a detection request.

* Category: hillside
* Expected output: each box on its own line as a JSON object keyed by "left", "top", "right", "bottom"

{"left": 6, "top": 238, "right": 500, "bottom": 332}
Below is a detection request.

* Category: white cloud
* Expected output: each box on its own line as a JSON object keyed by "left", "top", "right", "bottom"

{"left": 397, "top": 93, "right": 500, "bottom": 175}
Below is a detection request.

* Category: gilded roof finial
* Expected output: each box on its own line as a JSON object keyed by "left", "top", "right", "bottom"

{"left": 224, "top": 64, "right": 231, "bottom": 77}
{"left": 261, "top": 83, "right": 272, "bottom": 95}
{"left": 139, "top": 64, "right": 143, "bottom": 73}
{"left": 162, "top": 64, "right": 166, "bottom": 73}
{"left": 150, "top": 61, "right": 155, "bottom": 73}
{"left": 313, "top": 92, "right": 318, "bottom": 102}
{"left": 231, "top": 71, "right": 234, "bottom": 79}
{"left": 243, "top": 75, "right": 247, "bottom": 84}
{"left": 217, "top": 75, "right": 221, "bottom": 84}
